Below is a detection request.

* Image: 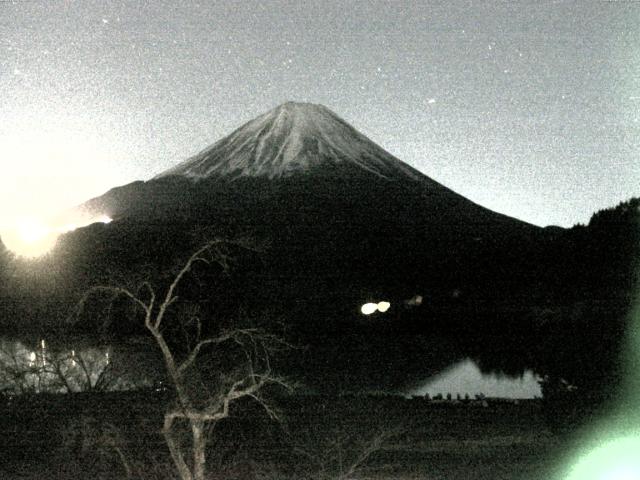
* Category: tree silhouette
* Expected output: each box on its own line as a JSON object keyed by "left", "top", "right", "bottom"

{"left": 75, "top": 239, "right": 290, "bottom": 480}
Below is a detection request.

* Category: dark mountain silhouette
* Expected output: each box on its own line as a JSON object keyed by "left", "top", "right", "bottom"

{"left": 60, "top": 102, "right": 544, "bottom": 328}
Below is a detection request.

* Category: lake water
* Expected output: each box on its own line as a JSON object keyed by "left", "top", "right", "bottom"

{"left": 0, "top": 336, "right": 541, "bottom": 398}
{"left": 408, "top": 358, "right": 542, "bottom": 399}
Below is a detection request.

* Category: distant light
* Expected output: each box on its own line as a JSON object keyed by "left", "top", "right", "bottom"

{"left": 405, "top": 294, "right": 424, "bottom": 307}
{"left": 97, "top": 215, "right": 112, "bottom": 224}
{"left": 361, "top": 303, "right": 378, "bottom": 315}
{"left": 377, "top": 301, "right": 391, "bottom": 313}
{"left": 361, "top": 301, "right": 391, "bottom": 315}
{"left": 29, "top": 352, "right": 36, "bottom": 362}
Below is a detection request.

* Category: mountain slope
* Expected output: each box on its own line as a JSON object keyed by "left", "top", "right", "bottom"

{"left": 156, "top": 101, "right": 425, "bottom": 181}
{"left": 77, "top": 101, "right": 534, "bottom": 235}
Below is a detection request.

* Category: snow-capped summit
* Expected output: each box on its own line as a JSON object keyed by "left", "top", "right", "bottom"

{"left": 156, "top": 102, "right": 424, "bottom": 181}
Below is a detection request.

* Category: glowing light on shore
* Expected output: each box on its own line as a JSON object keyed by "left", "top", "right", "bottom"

{"left": 361, "top": 303, "right": 378, "bottom": 315}
{"left": 377, "top": 301, "right": 391, "bottom": 312}
{"left": 360, "top": 301, "right": 392, "bottom": 315}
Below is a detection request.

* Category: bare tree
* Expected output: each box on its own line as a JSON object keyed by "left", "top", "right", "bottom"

{"left": 48, "top": 347, "right": 120, "bottom": 392}
{"left": 75, "top": 239, "right": 289, "bottom": 480}
{"left": 0, "top": 338, "right": 120, "bottom": 394}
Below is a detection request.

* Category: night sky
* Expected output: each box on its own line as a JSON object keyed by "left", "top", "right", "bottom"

{"left": 1, "top": 0, "right": 639, "bottom": 229}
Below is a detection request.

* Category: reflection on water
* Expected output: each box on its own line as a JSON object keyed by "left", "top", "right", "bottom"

{"left": 0, "top": 337, "right": 541, "bottom": 399}
{"left": 0, "top": 337, "right": 158, "bottom": 394}
{"left": 409, "top": 358, "right": 542, "bottom": 399}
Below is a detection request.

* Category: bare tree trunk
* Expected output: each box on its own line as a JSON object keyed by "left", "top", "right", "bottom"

{"left": 112, "top": 445, "right": 132, "bottom": 479}
{"left": 192, "top": 419, "right": 207, "bottom": 480}
{"left": 163, "top": 415, "right": 193, "bottom": 480}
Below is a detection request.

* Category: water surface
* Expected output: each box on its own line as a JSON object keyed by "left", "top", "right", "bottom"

{"left": 408, "top": 358, "right": 541, "bottom": 399}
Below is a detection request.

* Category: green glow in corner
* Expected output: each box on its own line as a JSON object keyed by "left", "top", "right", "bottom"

{"left": 560, "top": 276, "right": 640, "bottom": 479}
{"left": 620, "top": 302, "right": 640, "bottom": 424}
{"left": 566, "top": 436, "right": 640, "bottom": 480}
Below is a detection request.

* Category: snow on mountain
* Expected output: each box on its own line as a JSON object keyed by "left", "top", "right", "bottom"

{"left": 156, "top": 102, "right": 425, "bottom": 181}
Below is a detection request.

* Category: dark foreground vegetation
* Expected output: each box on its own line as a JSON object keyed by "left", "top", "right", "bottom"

{"left": 0, "top": 391, "right": 561, "bottom": 480}
{"left": 0, "top": 198, "right": 637, "bottom": 479}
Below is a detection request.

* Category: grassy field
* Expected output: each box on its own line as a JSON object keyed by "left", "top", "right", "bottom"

{"left": 0, "top": 391, "right": 567, "bottom": 479}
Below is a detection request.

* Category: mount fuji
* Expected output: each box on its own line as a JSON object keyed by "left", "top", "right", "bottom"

{"left": 76, "top": 101, "right": 533, "bottom": 231}
{"left": 58, "top": 102, "right": 543, "bottom": 331}
{"left": 157, "top": 102, "right": 425, "bottom": 181}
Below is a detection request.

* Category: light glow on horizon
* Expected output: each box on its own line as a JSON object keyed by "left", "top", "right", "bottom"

{"left": 0, "top": 114, "right": 127, "bottom": 258}
{"left": 17, "top": 218, "right": 50, "bottom": 245}
{"left": 2, "top": 214, "right": 113, "bottom": 258}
